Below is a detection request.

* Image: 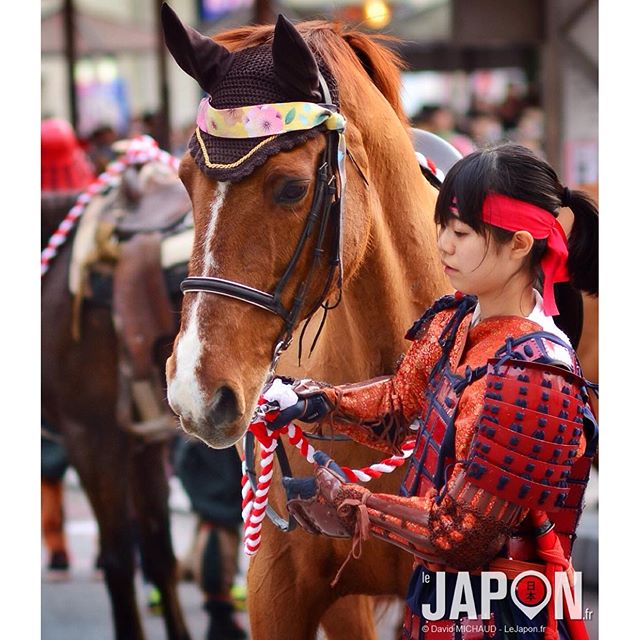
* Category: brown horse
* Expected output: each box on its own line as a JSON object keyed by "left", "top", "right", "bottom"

{"left": 41, "top": 157, "right": 193, "bottom": 640}
{"left": 161, "top": 11, "right": 451, "bottom": 639}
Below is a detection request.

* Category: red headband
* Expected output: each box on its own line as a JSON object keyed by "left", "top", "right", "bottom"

{"left": 481, "top": 193, "right": 569, "bottom": 316}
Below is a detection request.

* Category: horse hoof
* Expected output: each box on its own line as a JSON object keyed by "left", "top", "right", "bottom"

{"left": 205, "top": 599, "right": 248, "bottom": 640}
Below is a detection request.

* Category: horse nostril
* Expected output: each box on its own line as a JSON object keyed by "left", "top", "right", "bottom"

{"left": 207, "top": 385, "right": 241, "bottom": 427}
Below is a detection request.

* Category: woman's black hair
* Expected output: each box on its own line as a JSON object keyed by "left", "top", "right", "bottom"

{"left": 434, "top": 142, "right": 598, "bottom": 296}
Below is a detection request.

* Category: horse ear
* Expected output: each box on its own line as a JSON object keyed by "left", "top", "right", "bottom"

{"left": 272, "top": 15, "right": 322, "bottom": 102}
{"left": 161, "top": 2, "right": 233, "bottom": 94}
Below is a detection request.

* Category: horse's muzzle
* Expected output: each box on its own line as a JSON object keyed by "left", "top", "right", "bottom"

{"left": 176, "top": 384, "right": 246, "bottom": 449}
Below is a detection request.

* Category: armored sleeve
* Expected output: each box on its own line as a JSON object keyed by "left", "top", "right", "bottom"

{"left": 320, "top": 357, "right": 590, "bottom": 571}
{"left": 317, "top": 317, "right": 446, "bottom": 454}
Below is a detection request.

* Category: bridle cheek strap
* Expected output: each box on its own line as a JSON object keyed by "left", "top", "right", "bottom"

{"left": 182, "top": 98, "right": 348, "bottom": 368}
{"left": 481, "top": 193, "right": 569, "bottom": 316}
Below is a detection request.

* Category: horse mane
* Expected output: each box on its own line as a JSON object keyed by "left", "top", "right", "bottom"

{"left": 213, "top": 21, "right": 408, "bottom": 124}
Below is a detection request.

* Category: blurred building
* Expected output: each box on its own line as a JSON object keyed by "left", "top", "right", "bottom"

{"left": 42, "top": 0, "right": 201, "bottom": 146}
{"left": 41, "top": 0, "right": 597, "bottom": 185}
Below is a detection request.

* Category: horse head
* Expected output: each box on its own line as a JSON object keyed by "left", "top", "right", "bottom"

{"left": 162, "top": 5, "right": 444, "bottom": 448}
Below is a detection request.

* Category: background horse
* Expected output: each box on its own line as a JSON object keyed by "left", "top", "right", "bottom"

{"left": 41, "top": 154, "right": 192, "bottom": 640}
{"left": 162, "top": 12, "right": 451, "bottom": 639}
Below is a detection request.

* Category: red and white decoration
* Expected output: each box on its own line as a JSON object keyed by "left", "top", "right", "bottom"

{"left": 41, "top": 135, "right": 180, "bottom": 277}
{"left": 241, "top": 379, "right": 416, "bottom": 556}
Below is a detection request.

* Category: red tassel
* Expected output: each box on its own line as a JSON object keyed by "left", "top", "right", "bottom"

{"left": 529, "top": 511, "right": 589, "bottom": 640}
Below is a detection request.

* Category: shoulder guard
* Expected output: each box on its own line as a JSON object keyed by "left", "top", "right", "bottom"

{"left": 405, "top": 293, "right": 477, "bottom": 341}
{"left": 464, "top": 333, "right": 596, "bottom": 513}
{"left": 493, "top": 331, "right": 579, "bottom": 373}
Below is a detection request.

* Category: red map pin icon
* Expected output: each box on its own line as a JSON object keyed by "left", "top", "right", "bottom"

{"left": 511, "top": 570, "right": 552, "bottom": 620}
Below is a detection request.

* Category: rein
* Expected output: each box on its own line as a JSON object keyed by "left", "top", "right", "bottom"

{"left": 241, "top": 391, "right": 417, "bottom": 555}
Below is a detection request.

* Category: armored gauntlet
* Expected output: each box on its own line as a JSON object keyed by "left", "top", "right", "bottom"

{"left": 282, "top": 452, "right": 352, "bottom": 537}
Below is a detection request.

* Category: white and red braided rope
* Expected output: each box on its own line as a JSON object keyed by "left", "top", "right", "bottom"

{"left": 41, "top": 135, "right": 180, "bottom": 277}
{"left": 241, "top": 396, "right": 416, "bottom": 555}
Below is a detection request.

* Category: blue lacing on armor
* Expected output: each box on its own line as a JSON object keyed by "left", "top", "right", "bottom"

{"left": 401, "top": 380, "right": 442, "bottom": 497}
{"left": 432, "top": 365, "right": 489, "bottom": 492}
{"left": 404, "top": 294, "right": 477, "bottom": 341}
{"left": 493, "top": 330, "right": 573, "bottom": 365}
{"left": 425, "top": 296, "right": 478, "bottom": 388}
{"left": 584, "top": 379, "right": 599, "bottom": 398}
{"left": 404, "top": 303, "right": 486, "bottom": 498}
{"left": 451, "top": 364, "right": 488, "bottom": 394}
{"left": 433, "top": 413, "right": 457, "bottom": 493}
{"left": 491, "top": 331, "right": 599, "bottom": 408}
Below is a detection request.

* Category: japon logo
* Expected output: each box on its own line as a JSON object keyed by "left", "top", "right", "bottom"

{"left": 421, "top": 570, "right": 583, "bottom": 621}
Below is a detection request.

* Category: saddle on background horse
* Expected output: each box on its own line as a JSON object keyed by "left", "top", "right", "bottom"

{"left": 69, "top": 158, "right": 193, "bottom": 442}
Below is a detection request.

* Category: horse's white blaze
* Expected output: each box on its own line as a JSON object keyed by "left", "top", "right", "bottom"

{"left": 168, "top": 183, "right": 228, "bottom": 419}
{"left": 168, "top": 298, "right": 208, "bottom": 420}
{"left": 203, "top": 181, "right": 229, "bottom": 276}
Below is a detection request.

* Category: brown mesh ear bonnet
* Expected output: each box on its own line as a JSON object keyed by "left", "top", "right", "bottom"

{"left": 162, "top": 5, "right": 340, "bottom": 183}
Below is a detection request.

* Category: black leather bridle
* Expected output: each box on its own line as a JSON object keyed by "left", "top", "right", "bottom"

{"left": 180, "top": 126, "right": 346, "bottom": 534}
{"left": 180, "top": 127, "right": 343, "bottom": 371}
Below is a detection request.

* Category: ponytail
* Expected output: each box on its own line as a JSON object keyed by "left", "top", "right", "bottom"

{"left": 564, "top": 189, "right": 599, "bottom": 296}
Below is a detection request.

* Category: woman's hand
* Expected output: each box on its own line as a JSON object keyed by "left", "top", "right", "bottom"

{"left": 283, "top": 451, "right": 352, "bottom": 537}
{"left": 266, "top": 378, "right": 335, "bottom": 428}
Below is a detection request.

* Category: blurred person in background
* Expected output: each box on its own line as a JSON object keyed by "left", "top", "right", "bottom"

{"left": 172, "top": 436, "right": 247, "bottom": 640}
{"left": 86, "top": 124, "right": 119, "bottom": 174}
{"left": 497, "top": 81, "right": 526, "bottom": 131}
{"left": 41, "top": 419, "right": 72, "bottom": 580}
{"left": 413, "top": 104, "right": 475, "bottom": 156}
{"left": 141, "top": 110, "right": 162, "bottom": 141}
{"left": 511, "top": 106, "right": 545, "bottom": 158}
{"left": 467, "top": 93, "right": 495, "bottom": 118}
{"left": 467, "top": 111, "right": 504, "bottom": 149}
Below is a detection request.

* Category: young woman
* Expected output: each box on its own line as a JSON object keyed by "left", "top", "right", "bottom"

{"left": 267, "top": 143, "right": 598, "bottom": 640}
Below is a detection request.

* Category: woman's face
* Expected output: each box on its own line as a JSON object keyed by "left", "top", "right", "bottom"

{"left": 437, "top": 216, "right": 511, "bottom": 297}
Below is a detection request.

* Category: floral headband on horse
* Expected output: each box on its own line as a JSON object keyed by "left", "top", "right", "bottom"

{"left": 195, "top": 100, "right": 346, "bottom": 172}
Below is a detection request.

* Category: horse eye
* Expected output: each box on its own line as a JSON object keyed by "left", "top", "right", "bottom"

{"left": 274, "top": 180, "right": 309, "bottom": 204}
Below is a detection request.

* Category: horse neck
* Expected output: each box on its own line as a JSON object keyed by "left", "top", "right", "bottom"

{"left": 282, "top": 103, "right": 451, "bottom": 383}
{"left": 41, "top": 240, "right": 78, "bottom": 350}
{"left": 341, "top": 71, "right": 447, "bottom": 296}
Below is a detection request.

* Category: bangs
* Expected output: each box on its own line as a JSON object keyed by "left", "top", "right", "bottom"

{"left": 434, "top": 149, "right": 497, "bottom": 233}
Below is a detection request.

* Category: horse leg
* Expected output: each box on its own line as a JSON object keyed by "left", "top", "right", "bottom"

{"left": 320, "top": 596, "right": 378, "bottom": 640}
{"left": 41, "top": 477, "right": 69, "bottom": 570}
{"left": 247, "top": 533, "right": 378, "bottom": 640}
{"left": 246, "top": 541, "right": 329, "bottom": 639}
{"left": 129, "top": 439, "right": 191, "bottom": 640}
{"left": 64, "top": 416, "right": 145, "bottom": 640}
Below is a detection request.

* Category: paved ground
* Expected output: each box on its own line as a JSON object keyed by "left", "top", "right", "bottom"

{"left": 42, "top": 472, "right": 598, "bottom": 639}
{"left": 42, "top": 474, "right": 219, "bottom": 640}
